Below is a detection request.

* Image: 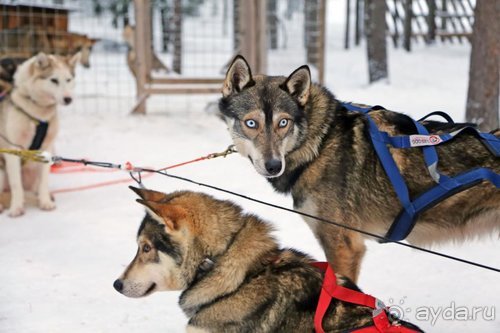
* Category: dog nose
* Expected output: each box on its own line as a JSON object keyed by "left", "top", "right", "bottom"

{"left": 113, "top": 279, "right": 123, "bottom": 292}
{"left": 63, "top": 97, "right": 72, "bottom": 105}
{"left": 265, "top": 159, "right": 282, "bottom": 175}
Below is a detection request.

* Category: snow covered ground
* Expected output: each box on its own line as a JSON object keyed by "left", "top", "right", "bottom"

{"left": 1, "top": 1, "right": 499, "bottom": 333}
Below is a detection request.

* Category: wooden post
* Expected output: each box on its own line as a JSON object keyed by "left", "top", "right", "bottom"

{"left": 268, "top": 0, "right": 278, "bottom": 49}
{"left": 354, "top": 0, "right": 362, "bottom": 46}
{"left": 465, "top": 0, "right": 499, "bottom": 130}
{"left": 403, "top": 0, "right": 412, "bottom": 51}
{"left": 223, "top": 0, "right": 229, "bottom": 36}
{"left": 318, "top": 0, "right": 326, "bottom": 84}
{"left": 239, "top": 0, "right": 254, "bottom": 65}
{"left": 304, "top": 0, "right": 319, "bottom": 64}
{"left": 344, "top": 0, "right": 351, "bottom": 49}
{"left": 233, "top": 0, "right": 240, "bottom": 51}
{"left": 132, "top": 0, "right": 151, "bottom": 114}
{"left": 145, "top": 4, "right": 153, "bottom": 74}
{"left": 427, "top": 0, "right": 436, "bottom": 44}
{"left": 304, "top": 0, "right": 310, "bottom": 49}
{"left": 365, "top": 0, "right": 388, "bottom": 83}
{"left": 239, "top": 0, "right": 267, "bottom": 74}
{"left": 255, "top": 0, "right": 267, "bottom": 73}
{"left": 172, "top": 0, "right": 182, "bottom": 74}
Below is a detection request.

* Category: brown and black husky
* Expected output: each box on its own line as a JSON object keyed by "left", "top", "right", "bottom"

{"left": 218, "top": 55, "right": 500, "bottom": 282}
{"left": 113, "top": 187, "right": 422, "bottom": 333}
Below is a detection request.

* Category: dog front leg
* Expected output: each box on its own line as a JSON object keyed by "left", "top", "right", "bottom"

{"left": 37, "top": 162, "right": 55, "bottom": 211}
{"left": 0, "top": 168, "right": 5, "bottom": 213}
{"left": 317, "top": 225, "right": 366, "bottom": 283}
{"left": 4, "top": 154, "right": 25, "bottom": 217}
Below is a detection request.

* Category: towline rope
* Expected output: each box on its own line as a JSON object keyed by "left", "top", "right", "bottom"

{"left": 0, "top": 146, "right": 499, "bottom": 273}
{"left": 0, "top": 146, "right": 237, "bottom": 194}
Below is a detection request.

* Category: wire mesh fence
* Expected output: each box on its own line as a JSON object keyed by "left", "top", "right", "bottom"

{"left": 385, "top": 0, "right": 475, "bottom": 47}
{"left": 1, "top": 0, "right": 325, "bottom": 114}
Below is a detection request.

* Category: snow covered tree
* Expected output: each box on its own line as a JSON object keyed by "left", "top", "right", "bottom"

{"left": 465, "top": 0, "right": 499, "bottom": 131}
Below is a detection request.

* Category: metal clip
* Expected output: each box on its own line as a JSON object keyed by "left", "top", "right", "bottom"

{"left": 372, "top": 298, "right": 387, "bottom": 318}
{"left": 129, "top": 171, "right": 146, "bottom": 189}
{"left": 207, "top": 144, "right": 237, "bottom": 159}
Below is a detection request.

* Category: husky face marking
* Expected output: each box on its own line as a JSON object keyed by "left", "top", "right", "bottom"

{"left": 22, "top": 53, "right": 80, "bottom": 106}
{"left": 234, "top": 109, "right": 296, "bottom": 177}
{"left": 114, "top": 206, "right": 186, "bottom": 298}
{"left": 114, "top": 187, "right": 251, "bottom": 301}
{"left": 219, "top": 56, "right": 310, "bottom": 178}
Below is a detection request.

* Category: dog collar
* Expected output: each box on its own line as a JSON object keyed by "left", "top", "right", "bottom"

{"left": 12, "top": 101, "right": 46, "bottom": 123}
{"left": 194, "top": 258, "right": 214, "bottom": 280}
{"left": 199, "top": 258, "right": 214, "bottom": 270}
{"left": 188, "top": 258, "right": 215, "bottom": 286}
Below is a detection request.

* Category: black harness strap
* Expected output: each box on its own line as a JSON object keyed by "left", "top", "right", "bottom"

{"left": 12, "top": 102, "right": 50, "bottom": 150}
{"left": 29, "top": 120, "right": 49, "bottom": 150}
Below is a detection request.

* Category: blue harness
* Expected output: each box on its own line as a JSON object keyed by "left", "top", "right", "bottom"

{"left": 342, "top": 103, "right": 500, "bottom": 242}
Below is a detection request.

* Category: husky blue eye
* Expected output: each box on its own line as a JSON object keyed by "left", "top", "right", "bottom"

{"left": 279, "top": 119, "right": 289, "bottom": 128}
{"left": 143, "top": 244, "right": 151, "bottom": 253}
{"left": 50, "top": 78, "right": 59, "bottom": 85}
{"left": 245, "top": 119, "right": 257, "bottom": 129}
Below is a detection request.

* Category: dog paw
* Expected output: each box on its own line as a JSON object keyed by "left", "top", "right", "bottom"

{"left": 8, "top": 206, "right": 25, "bottom": 217}
{"left": 39, "top": 199, "right": 56, "bottom": 211}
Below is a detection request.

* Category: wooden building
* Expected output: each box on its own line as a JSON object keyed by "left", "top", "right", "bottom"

{"left": 0, "top": 2, "right": 73, "bottom": 32}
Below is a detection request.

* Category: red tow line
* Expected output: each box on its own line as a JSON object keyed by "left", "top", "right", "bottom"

{"left": 49, "top": 147, "right": 235, "bottom": 194}
{"left": 312, "top": 262, "right": 421, "bottom": 333}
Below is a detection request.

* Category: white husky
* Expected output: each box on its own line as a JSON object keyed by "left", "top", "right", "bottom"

{"left": 0, "top": 52, "right": 80, "bottom": 217}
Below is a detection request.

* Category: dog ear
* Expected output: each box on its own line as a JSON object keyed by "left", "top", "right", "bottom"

{"left": 136, "top": 199, "right": 187, "bottom": 232}
{"left": 281, "top": 65, "right": 311, "bottom": 106}
{"left": 129, "top": 186, "right": 166, "bottom": 202}
{"left": 35, "top": 52, "right": 50, "bottom": 69}
{"left": 222, "top": 55, "right": 254, "bottom": 97}
{"left": 67, "top": 52, "right": 81, "bottom": 70}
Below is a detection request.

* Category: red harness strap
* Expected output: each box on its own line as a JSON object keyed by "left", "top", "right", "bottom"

{"left": 312, "top": 262, "right": 418, "bottom": 333}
